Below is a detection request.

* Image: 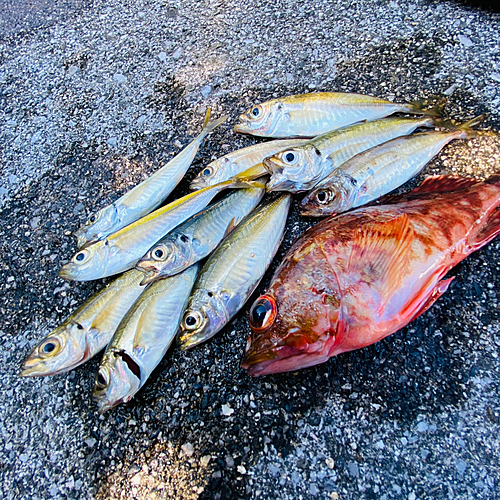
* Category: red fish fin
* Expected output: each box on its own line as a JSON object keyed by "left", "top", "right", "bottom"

{"left": 377, "top": 175, "right": 482, "bottom": 205}
{"left": 469, "top": 208, "right": 500, "bottom": 252}
{"left": 416, "top": 175, "right": 482, "bottom": 194}
{"left": 485, "top": 173, "right": 500, "bottom": 188}
{"left": 345, "top": 213, "right": 413, "bottom": 309}
{"left": 415, "top": 276, "right": 454, "bottom": 318}
{"left": 401, "top": 276, "right": 454, "bottom": 325}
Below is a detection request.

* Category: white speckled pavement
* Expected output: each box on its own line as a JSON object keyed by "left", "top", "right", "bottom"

{"left": 1, "top": 1, "right": 499, "bottom": 499}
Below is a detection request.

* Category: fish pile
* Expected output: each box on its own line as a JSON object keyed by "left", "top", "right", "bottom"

{"left": 20, "top": 91, "right": 499, "bottom": 412}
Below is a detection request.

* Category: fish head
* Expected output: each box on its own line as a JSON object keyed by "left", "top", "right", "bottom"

{"left": 242, "top": 240, "right": 345, "bottom": 376}
{"left": 92, "top": 350, "right": 142, "bottom": 413}
{"left": 300, "top": 177, "right": 354, "bottom": 217}
{"left": 136, "top": 239, "right": 190, "bottom": 284}
{"left": 19, "top": 321, "right": 89, "bottom": 377}
{"left": 178, "top": 291, "right": 228, "bottom": 349}
{"left": 58, "top": 240, "right": 110, "bottom": 281}
{"left": 233, "top": 101, "right": 286, "bottom": 137}
{"left": 264, "top": 145, "right": 325, "bottom": 193}
{"left": 190, "top": 159, "right": 228, "bottom": 190}
{"left": 74, "top": 205, "right": 120, "bottom": 248}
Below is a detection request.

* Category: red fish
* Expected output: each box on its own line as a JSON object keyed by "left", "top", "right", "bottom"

{"left": 242, "top": 174, "right": 500, "bottom": 376}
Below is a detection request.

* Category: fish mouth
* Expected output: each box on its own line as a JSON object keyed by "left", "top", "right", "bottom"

{"left": 241, "top": 343, "right": 306, "bottom": 376}
{"left": 135, "top": 265, "right": 160, "bottom": 286}
{"left": 266, "top": 176, "right": 295, "bottom": 193}
{"left": 189, "top": 179, "right": 206, "bottom": 191}
{"left": 58, "top": 265, "right": 74, "bottom": 281}
{"left": 19, "top": 360, "right": 50, "bottom": 378}
{"left": 93, "top": 394, "right": 126, "bottom": 414}
{"left": 233, "top": 120, "right": 250, "bottom": 134}
{"left": 242, "top": 346, "right": 327, "bottom": 376}
{"left": 138, "top": 272, "right": 158, "bottom": 286}
{"left": 178, "top": 332, "right": 205, "bottom": 350}
{"left": 300, "top": 206, "right": 334, "bottom": 217}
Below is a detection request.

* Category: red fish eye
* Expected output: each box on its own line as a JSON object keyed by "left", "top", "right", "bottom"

{"left": 249, "top": 295, "right": 277, "bottom": 331}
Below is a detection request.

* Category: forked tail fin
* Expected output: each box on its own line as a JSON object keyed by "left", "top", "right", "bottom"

{"left": 405, "top": 95, "right": 448, "bottom": 117}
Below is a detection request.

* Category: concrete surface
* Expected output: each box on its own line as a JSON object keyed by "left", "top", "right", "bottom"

{"left": 1, "top": 0, "right": 499, "bottom": 499}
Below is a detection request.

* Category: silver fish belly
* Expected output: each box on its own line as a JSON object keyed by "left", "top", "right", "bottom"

{"left": 233, "top": 92, "right": 435, "bottom": 138}
{"left": 190, "top": 139, "right": 308, "bottom": 190}
{"left": 59, "top": 181, "right": 254, "bottom": 281}
{"left": 301, "top": 126, "right": 478, "bottom": 216}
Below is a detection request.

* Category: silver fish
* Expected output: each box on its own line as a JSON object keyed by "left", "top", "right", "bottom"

{"left": 59, "top": 179, "right": 263, "bottom": 281}
{"left": 178, "top": 194, "right": 291, "bottom": 349}
{"left": 263, "top": 116, "right": 437, "bottom": 193}
{"left": 93, "top": 264, "right": 198, "bottom": 413}
{"left": 75, "top": 109, "right": 227, "bottom": 248}
{"left": 190, "top": 139, "right": 308, "bottom": 190}
{"left": 233, "top": 92, "right": 442, "bottom": 138}
{"left": 19, "top": 269, "right": 146, "bottom": 377}
{"left": 136, "top": 187, "right": 265, "bottom": 285}
{"left": 301, "top": 117, "right": 482, "bottom": 216}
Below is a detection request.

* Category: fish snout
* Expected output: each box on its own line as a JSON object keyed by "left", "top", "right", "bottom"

{"left": 233, "top": 115, "right": 251, "bottom": 134}
{"left": 58, "top": 264, "right": 75, "bottom": 281}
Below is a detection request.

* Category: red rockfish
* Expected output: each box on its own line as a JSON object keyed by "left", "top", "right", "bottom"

{"left": 242, "top": 174, "right": 500, "bottom": 376}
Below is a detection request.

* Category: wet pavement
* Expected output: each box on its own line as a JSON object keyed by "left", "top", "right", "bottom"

{"left": 1, "top": 0, "right": 499, "bottom": 499}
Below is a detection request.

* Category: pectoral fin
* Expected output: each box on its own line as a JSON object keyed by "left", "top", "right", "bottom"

{"left": 344, "top": 213, "right": 414, "bottom": 313}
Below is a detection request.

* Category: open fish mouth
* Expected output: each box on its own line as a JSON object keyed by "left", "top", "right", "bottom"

{"left": 266, "top": 177, "right": 295, "bottom": 192}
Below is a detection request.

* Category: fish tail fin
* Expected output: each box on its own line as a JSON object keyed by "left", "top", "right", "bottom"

{"left": 198, "top": 108, "right": 229, "bottom": 139}
{"left": 404, "top": 95, "right": 448, "bottom": 117}
{"left": 432, "top": 114, "right": 486, "bottom": 137}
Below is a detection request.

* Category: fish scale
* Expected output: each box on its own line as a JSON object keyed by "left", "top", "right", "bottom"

{"left": 75, "top": 110, "right": 227, "bottom": 248}
{"left": 190, "top": 138, "right": 308, "bottom": 190}
{"left": 19, "top": 269, "right": 146, "bottom": 377}
{"left": 234, "top": 92, "right": 438, "bottom": 138}
{"left": 59, "top": 180, "right": 260, "bottom": 281}
{"left": 93, "top": 264, "right": 199, "bottom": 413}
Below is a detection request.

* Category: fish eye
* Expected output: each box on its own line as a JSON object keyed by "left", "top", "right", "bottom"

{"left": 250, "top": 105, "right": 262, "bottom": 119}
{"left": 202, "top": 167, "right": 212, "bottom": 177}
{"left": 74, "top": 249, "right": 89, "bottom": 263}
{"left": 89, "top": 214, "right": 96, "bottom": 223}
{"left": 39, "top": 337, "right": 61, "bottom": 357}
{"left": 153, "top": 247, "right": 165, "bottom": 260}
{"left": 96, "top": 369, "right": 108, "bottom": 389}
{"left": 316, "top": 190, "right": 332, "bottom": 204}
{"left": 283, "top": 151, "right": 298, "bottom": 165}
{"left": 183, "top": 311, "right": 203, "bottom": 331}
{"left": 249, "top": 295, "right": 277, "bottom": 331}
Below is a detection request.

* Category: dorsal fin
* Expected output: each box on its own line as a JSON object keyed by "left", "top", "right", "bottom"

{"left": 344, "top": 213, "right": 414, "bottom": 312}
{"left": 377, "top": 175, "right": 482, "bottom": 205}
{"left": 411, "top": 175, "right": 481, "bottom": 195}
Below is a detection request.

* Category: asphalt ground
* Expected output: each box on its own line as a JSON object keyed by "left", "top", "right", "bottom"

{"left": 1, "top": 0, "right": 499, "bottom": 499}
